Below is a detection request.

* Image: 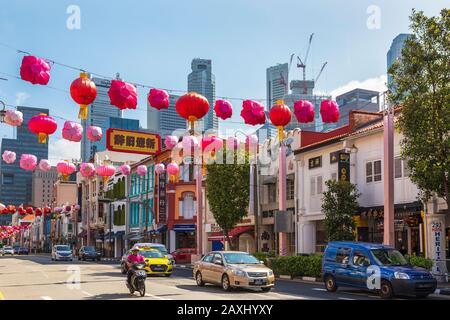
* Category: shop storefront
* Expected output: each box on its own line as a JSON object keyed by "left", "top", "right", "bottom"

{"left": 357, "top": 202, "right": 424, "bottom": 255}
{"left": 207, "top": 226, "right": 255, "bottom": 252}
{"left": 172, "top": 224, "right": 196, "bottom": 249}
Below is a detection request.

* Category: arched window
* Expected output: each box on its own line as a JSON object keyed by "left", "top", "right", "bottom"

{"left": 179, "top": 192, "right": 195, "bottom": 219}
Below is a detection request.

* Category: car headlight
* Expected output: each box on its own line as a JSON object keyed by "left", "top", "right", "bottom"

{"left": 394, "top": 272, "right": 410, "bottom": 280}
{"left": 233, "top": 269, "right": 246, "bottom": 277}
{"left": 268, "top": 271, "right": 274, "bottom": 276}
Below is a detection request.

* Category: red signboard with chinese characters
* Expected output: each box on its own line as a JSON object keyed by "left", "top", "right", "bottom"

{"left": 106, "top": 128, "right": 161, "bottom": 155}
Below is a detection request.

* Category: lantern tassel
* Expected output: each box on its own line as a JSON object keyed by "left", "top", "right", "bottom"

{"left": 277, "top": 126, "right": 285, "bottom": 141}
{"left": 62, "top": 174, "right": 69, "bottom": 181}
{"left": 103, "top": 176, "right": 109, "bottom": 184}
{"left": 78, "top": 104, "right": 88, "bottom": 120}
{"left": 38, "top": 133, "right": 47, "bottom": 144}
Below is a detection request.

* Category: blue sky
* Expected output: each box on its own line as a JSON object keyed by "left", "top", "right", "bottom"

{"left": 0, "top": 0, "right": 447, "bottom": 161}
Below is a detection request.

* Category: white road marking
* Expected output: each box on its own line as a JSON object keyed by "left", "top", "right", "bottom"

{"left": 145, "top": 293, "right": 171, "bottom": 300}
{"left": 81, "top": 291, "right": 94, "bottom": 297}
{"left": 41, "top": 296, "right": 53, "bottom": 300}
{"left": 312, "top": 287, "right": 327, "bottom": 291}
{"left": 338, "top": 297, "right": 355, "bottom": 300}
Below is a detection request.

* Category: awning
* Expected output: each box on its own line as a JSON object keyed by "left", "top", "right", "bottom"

{"left": 126, "top": 233, "right": 142, "bottom": 241}
{"left": 207, "top": 226, "right": 254, "bottom": 241}
{"left": 114, "top": 231, "right": 125, "bottom": 238}
{"left": 77, "top": 230, "right": 95, "bottom": 238}
{"left": 148, "top": 225, "right": 167, "bottom": 234}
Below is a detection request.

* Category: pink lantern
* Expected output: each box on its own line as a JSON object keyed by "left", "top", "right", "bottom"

{"left": 164, "top": 135, "right": 178, "bottom": 150}
{"left": 4, "top": 109, "right": 23, "bottom": 127}
{"left": 246, "top": 134, "right": 258, "bottom": 145}
{"left": 19, "top": 55, "right": 51, "bottom": 85}
{"left": 294, "top": 100, "right": 315, "bottom": 123}
{"left": 62, "top": 121, "right": 83, "bottom": 142}
{"left": 155, "top": 163, "right": 165, "bottom": 174}
{"left": 80, "top": 162, "right": 96, "bottom": 177}
{"left": 54, "top": 207, "right": 63, "bottom": 213}
{"left": 57, "top": 161, "right": 76, "bottom": 181}
{"left": 87, "top": 126, "right": 103, "bottom": 142}
{"left": 182, "top": 135, "right": 199, "bottom": 156}
{"left": 240, "top": 100, "right": 266, "bottom": 125}
{"left": 108, "top": 79, "right": 137, "bottom": 110}
{"left": 226, "top": 137, "right": 240, "bottom": 151}
{"left": 38, "top": 159, "right": 52, "bottom": 172}
{"left": 74, "top": 204, "right": 81, "bottom": 211}
{"left": 148, "top": 88, "right": 169, "bottom": 110}
{"left": 320, "top": 100, "right": 339, "bottom": 123}
{"left": 201, "top": 136, "right": 223, "bottom": 155}
{"left": 2, "top": 150, "right": 16, "bottom": 164}
{"left": 137, "top": 165, "right": 147, "bottom": 176}
{"left": 97, "top": 164, "right": 116, "bottom": 183}
{"left": 20, "top": 154, "right": 37, "bottom": 171}
{"left": 214, "top": 100, "right": 233, "bottom": 120}
{"left": 166, "top": 162, "right": 179, "bottom": 182}
{"left": 119, "top": 164, "right": 131, "bottom": 176}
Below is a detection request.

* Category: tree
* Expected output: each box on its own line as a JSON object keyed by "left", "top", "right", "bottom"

{"left": 322, "top": 180, "right": 361, "bottom": 241}
{"left": 388, "top": 9, "right": 450, "bottom": 212}
{"left": 206, "top": 151, "right": 250, "bottom": 250}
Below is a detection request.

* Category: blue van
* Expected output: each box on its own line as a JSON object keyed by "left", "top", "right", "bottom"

{"left": 322, "top": 241, "right": 437, "bottom": 299}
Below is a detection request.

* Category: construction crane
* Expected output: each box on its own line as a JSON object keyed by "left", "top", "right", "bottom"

{"left": 315, "top": 62, "right": 327, "bottom": 84}
{"left": 296, "top": 33, "right": 314, "bottom": 82}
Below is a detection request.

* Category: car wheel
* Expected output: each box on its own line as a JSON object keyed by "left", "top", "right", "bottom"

{"left": 380, "top": 280, "right": 394, "bottom": 299}
{"left": 221, "top": 274, "right": 232, "bottom": 292}
{"left": 261, "top": 287, "right": 272, "bottom": 292}
{"left": 195, "top": 271, "right": 205, "bottom": 286}
{"left": 324, "top": 275, "right": 338, "bottom": 292}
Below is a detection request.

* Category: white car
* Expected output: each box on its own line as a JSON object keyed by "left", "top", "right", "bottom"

{"left": 2, "top": 246, "right": 14, "bottom": 256}
{"left": 51, "top": 245, "right": 73, "bottom": 261}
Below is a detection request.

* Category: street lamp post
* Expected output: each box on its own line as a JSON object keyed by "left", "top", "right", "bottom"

{"left": 383, "top": 98, "right": 395, "bottom": 246}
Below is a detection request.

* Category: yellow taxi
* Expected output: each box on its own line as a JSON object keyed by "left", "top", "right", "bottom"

{"left": 139, "top": 248, "right": 173, "bottom": 277}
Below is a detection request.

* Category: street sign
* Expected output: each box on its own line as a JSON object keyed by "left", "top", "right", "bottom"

{"left": 274, "top": 210, "right": 293, "bottom": 233}
{"left": 106, "top": 128, "right": 161, "bottom": 155}
{"left": 158, "top": 171, "right": 167, "bottom": 223}
{"left": 338, "top": 152, "right": 350, "bottom": 181}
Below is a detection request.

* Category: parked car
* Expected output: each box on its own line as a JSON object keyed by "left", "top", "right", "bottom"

{"left": 17, "top": 247, "right": 29, "bottom": 255}
{"left": 51, "top": 245, "right": 73, "bottom": 261}
{"left": 132, "top": 243, "right": 174, "bottom": 264}
{"left": 322, "top": 241, "right": 437, "bottom": 299}
{"left": 78, "top": 246, "right": 101, "bottom": 261}
{"left": 193, "top": 251, "right": 275, "bottom": 292}
{"left": 171, "top": 248, "right": 196, "bottom": 264}
{"left": 2, "top": 246, "right": 14, "bottom": 256}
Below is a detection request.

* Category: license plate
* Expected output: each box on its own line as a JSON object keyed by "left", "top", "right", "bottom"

{"left": 136, "top": 271, "right": 146, "bottom": 276}
{"left": 153, "top": 267, "right": 164, "bottom": 271}
{"left": 253, "top": 279, "right": 266, "bottom": 285}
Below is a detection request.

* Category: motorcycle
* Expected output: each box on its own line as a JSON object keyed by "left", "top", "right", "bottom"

{"left": 126, "top": 262, "right": 147, "bottom": 297}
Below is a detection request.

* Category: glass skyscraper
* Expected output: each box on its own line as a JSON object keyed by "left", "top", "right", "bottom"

{"left": 81, "top": 76, "right": 122, "bottom": 161}
{"left": 0, "top": 106, "right": 49, "bottom": 224}
{"left": 187, "top": 58, "right": 217, "bottom": 133}
{"left": 387, "top": 33, "right": 411, "bottom": 90}
{"left": 147, "top": 94, "right": 188, "bottom": 138}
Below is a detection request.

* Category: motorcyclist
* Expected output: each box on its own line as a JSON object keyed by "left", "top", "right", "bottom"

{"left": 126, "top": 248, "right": 145, "bottom": 286}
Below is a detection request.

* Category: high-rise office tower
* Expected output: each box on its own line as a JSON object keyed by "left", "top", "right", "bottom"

{"left": 187, "top": 59, "right": 217, "bottom": 132}
{"left": 81, "top": 76, "right": 122, "bottom": 161}
{"left": 335, "top": 88, "right": 380, "bottom": 127}
{"left": 387, "top": 33, "right": 411, "bottom": 90}
{"left": 147, "top": 94, "right": 187, "bottom": 138}
{"left": 0, "top": 106, "right": 49, "bottom": 224}
{"left": 32, "top": 166, "right": 58, "bottom": 208}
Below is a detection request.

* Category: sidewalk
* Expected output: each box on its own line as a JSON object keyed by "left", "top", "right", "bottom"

{"left": 174, "top": 264, "right": 450, "bottom": 298}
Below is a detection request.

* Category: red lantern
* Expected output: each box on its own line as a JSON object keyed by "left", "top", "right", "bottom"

{"left": 214, "top": 100, "right": 233, "bottom": 120}
{"left": 19, "top": 55, "right": 51, "bottom": 85}
{"left": 201, "top": 136, "right": 223, "bottom": 156}
{"left": 176, "top": 92, "right": 210, "bottom": 130}
{"left": 96, "top": 164, "right": 116, "bottom": 183}
{"left": 70, "top": 72, "right": 97, "bottom": 120}
{"left": 240, "top": 100, "right": 266, "bottom": 125}
{"left": 148, "top": 88, "right": 169, "bottom": 110}
{"left": 320, "top": 100, "right": 339, "bottom": 123}
{"left": 28, "top": 113, "right": 57, "bottom": 144}
{"left": 25, "top": 207, "right": 34, "bottom": 215}
{"left": 269, "top": 100, "right": 292, "bottom": 140}
{"left": 35, "top": 208, "right": 43, "bottom": 217}
{"left": 44, "top": 207, "right": 52, "bottom": 214}
{"left": 108, "top": 80, "right": 137, "bottom": 110}
{"left": 7, "top": 205, "right": 16, "bottom": 214}
{"left": 294, "top": 100, "right": 315, "bottom": 123}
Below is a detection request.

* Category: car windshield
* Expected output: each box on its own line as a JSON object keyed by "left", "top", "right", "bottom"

{"left": 140, "top": 251, "right": 163, "bottom": 258}
{"left": 4, "top": 246, "right": 12, "bottom": 249}
{"left": 56, "top": 245, "right": 71, "bottom": 251}
{"left": 371, "top": 249, "right": 409, "bottom": 266}
{"left": 150, "top": 246, "right": 168, "bottom": 254}
{"left": 84, "top": 246, "right": 96, "bottom": 252}
{"left": 223, "top": 253, "right": 261, "bottom": 264}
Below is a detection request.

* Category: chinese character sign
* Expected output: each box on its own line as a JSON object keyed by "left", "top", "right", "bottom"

{"left": 106, "top": 128, "right": 161, "bottom": 155}
{"left": 338, "top": 152, "right": 350, "bottom": 181}
{"left": 158, "top": 171, "right": 167, "bottom": 223}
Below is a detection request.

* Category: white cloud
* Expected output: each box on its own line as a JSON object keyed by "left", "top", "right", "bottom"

{"left": 329, "top": 75, "right": 388, "bottom": 99}
{"left": 48, "top": 138, "right": 80, "bottom": 165}
{"left": 15, "top": 92, "right": 30, "bottom": 105}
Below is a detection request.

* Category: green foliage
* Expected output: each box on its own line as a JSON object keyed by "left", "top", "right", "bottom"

{"left": 253, "top": 251, "right": 276, "bottom": 263}
{"left": 405, "top": 254, "right": 433, "bottom": 270}
{"left": 322, "top": 180, "right": 360, "bottom": 241}
{"left": 388, "top": 9, "right": 450, "bottom": 211}
{"left": 206, "top": 151, "right": 250, "bottom": 250}
{"left": 267, "top": 254, "right": 323, "bottom": 278}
